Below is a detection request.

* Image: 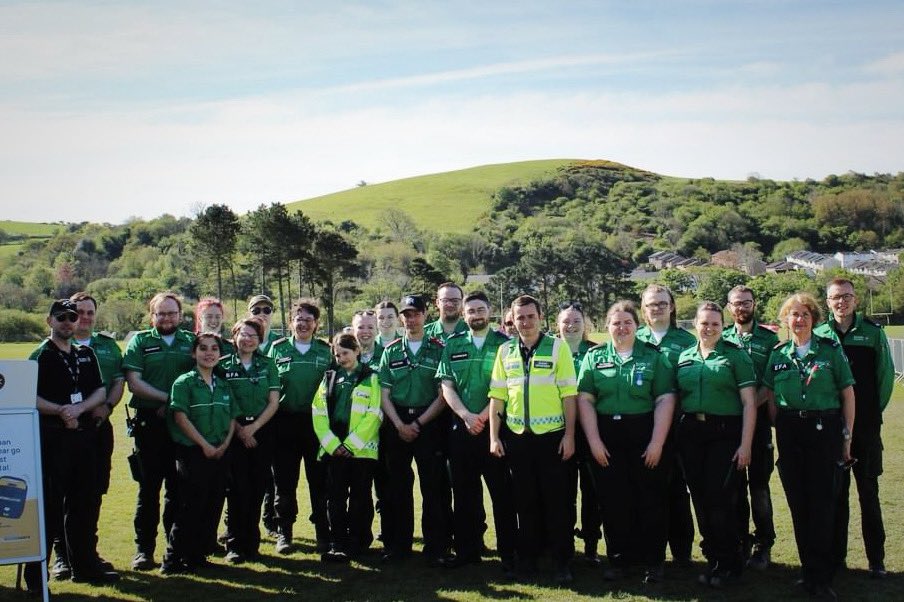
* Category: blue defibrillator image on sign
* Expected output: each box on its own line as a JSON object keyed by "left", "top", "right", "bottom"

{"left": 0, "top": 476, "right": 27, "bottom": 519}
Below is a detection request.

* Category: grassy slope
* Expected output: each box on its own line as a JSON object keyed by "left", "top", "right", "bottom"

{"left": 1, "top": 340, "right": 902, "bottom": 600}
{"left": 0, "top": 220, "right": 59, "bottom": 237}
{"left": 284, "top": 159, "right": 576, "bottom": 232}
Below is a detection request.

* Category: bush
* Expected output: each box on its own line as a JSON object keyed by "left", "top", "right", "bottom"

{"left": 0, "top": 309, "right": 47, "bottom": 342}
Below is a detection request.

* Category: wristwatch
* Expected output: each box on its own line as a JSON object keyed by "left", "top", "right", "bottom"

{"left": 842, "top": 426, "right": 852, "bottom": 441}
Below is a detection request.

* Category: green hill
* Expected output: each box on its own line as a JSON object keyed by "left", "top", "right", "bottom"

{"left": 285, "top": 159, "right": 577, "bottom": 233}
{"left": 0, "top": 220, "right": 60, "bottom": 237}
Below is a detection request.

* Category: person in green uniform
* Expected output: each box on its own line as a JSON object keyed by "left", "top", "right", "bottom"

{"left": 195, "top": 297, "right": 234, "bottom": 356}
{"left": 424, "top": 282, "right": 468, "bottom": 341}
{"left": 313, "top": 333, "right": 383, "bottom": 561}
{"left": 161, "top": 333, "right": 236, "bottom": 574}
{"left": 45, "top": 292, "right": 124, "bottom": 581}
{"left": 489, "top": 295, "right": 578, "bottom": 584}
{"left": 637, "top": 283, "right": 696, "bottom": 565}
{"left": 218, "top": 317, "right": 280, "bottom": 563}
{"left": 378, "top": 293, "right": 453, "bottom": 565}
{"left": 123, "top": 291, "right": 196, "bottom": 571}
{"left": 267, "top": 299, "right": 333, "bottom": 554}
{"left": 762, "top": 292, "right": 855, "bottom": 599}
{"left": 375, "top": 300, "right": 401, "bottom": 347}
{"left": 352, "top": 309, "right": 383, "bottom": 369}
{"left": 723, "top": 285, "right": 779, "bottom": 570}
{"left": 676, "top": 302, "right": 757, "bottom": 588}
{"left": 248, "top": 294, "right": 282, "bottom": 355}
{"left": 816, "top": 278, "right": 894, "bottom": 578}
{"left": 436, "top": 291, "right": 516, "bottom": 572}
{"left": 556, "top": 300, "right": 602, "bottom": 564}
{"left": 577, "top": 300, "right": 677, "bottom": 584}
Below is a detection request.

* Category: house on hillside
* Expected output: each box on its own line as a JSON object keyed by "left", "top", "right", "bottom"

{"left": 647, "top": 251, "right": 708, "bottom": 270}
{"left": 711, "top": 250, "right": 766, "bottom": 276}
{"left": 785, "top": 250, "right": 839, "bottom": 274}
{"left": 764, "top": 260, "right": 798, "bottom": 274}
{"left": 846, "top": 260, "right": 897, "bottom": 278}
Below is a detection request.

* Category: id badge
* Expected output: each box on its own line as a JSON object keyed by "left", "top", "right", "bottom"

{"left": 70, "top": 392, "right": 83, "bottom": 404}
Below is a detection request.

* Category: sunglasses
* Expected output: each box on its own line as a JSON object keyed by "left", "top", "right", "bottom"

{"left": 251, "top": 306, "right": 273, "bottom": 316}
{"left": 504, "top": 321, "right": 515, "bottom": 327}
{"left": 558, "top": 300, "right": 583, "bottom": 311}
{"left": 54, "top": 313, "right": 79, "bottom": 323}
{"left": 354, "top": 310, "right": 376, "bottom": 316}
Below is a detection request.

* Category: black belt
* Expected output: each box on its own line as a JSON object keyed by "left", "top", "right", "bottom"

{"left": 599, "top": 412, "right": 652, "bottom": 422}
{"left": 683, "top": 412, "right": 741, "bottom": 422}
{"left": 778, "top": 408, "right": 839, "bottom": 418}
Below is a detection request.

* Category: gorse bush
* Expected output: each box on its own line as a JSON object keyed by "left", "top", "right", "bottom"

{"left": 0, "top": 309, "right": 47, "bottom": 342}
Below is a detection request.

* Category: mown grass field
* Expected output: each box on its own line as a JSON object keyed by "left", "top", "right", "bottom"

{"left": 0, "top": 220, "right": 60, "bottom": 259}
{"left": 285, "top": 159, "right": 574, "bottom": 233}
{"left": 1, "top": 341, "right": 902, "bottom": 601}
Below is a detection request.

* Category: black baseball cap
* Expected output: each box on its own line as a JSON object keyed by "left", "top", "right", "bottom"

{"left": 49, "top": 299, "right": 78, "bottom": 318}
{"left": 398, "top": 294, "right": 427, "bottom": 313}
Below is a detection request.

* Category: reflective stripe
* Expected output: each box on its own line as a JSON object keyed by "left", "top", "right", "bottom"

{"left": 490, "top": 378, "right": 507, "bottom": 388}
{"left": 528, "top": 375, "right": 557, "bottom": 385}
{"left": 351, "top": 402, "right": 382, "bottom": 416}
{"left": 312, "top": 406, "right": 328, "bottom": 416}
{"left": 506, "top": 376, "right": 525, "bottom": 387}
{"left": 346, "top": 432, "right": 365, "bottom": 450}
{"left": 319, "top": 432, "right": 338, "bottom": 448}
{"left": 556, "top": 377, "right": 577, "bottom": 387}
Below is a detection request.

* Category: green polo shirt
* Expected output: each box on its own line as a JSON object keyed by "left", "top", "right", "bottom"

{"left": 378, "top": 335, "right": 444, "bottom": 407}
{"left": 168, "top": 370, "right": 236, "bottom": 447}
{"left": 564, "top": 339, "right": 593, "bottom": 375}
{"left": 764, "top": 336, "right": 855, "bottom": 411}
{"left": 360, "top": 343, "right": 384, "bottom": 371}
{"left": 258, "top": 330, "right": 282, "bottom": 356}
{"left": 424, "top": 318, "right": 468, "bottom": 342}
{"left": 77, "top": 332, "right": 123, "bottom": 395}
{"left": 123, "top": 328, "right": 196, "bottom": 409}
{"left": 637, "top": 325, "right": 696, "bottom": 366}
{"left": 722, "top": 322, "right": 779, "bottom": 386}
{"left": 268, "top": 336, "right": 332, "bottom": 413}
{"left": 218, "top": 351, "right": 280, "bottom": 418}
{"left": 578, "top": 339, "right": 675, "bottom": 415}
{"left": 676, "top": 339, "right": 757, "bottom": 415}
{"left": 436, "top": 329, "right": 509, "bottom": 413}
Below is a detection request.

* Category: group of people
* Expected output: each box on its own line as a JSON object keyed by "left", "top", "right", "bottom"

{"left": 20, "top": 278, "right": 893, "bottom": 600}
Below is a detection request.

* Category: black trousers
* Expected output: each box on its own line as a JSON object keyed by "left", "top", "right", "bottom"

{"left": 322, "top": 455, "right": 376, "bottom": 552}
{"left": 272, "top": 410, "right": 328, "bottom": 540}
{"left": 448, "top": 417, "right": 517, "bottom": 562}
{"left": 165, "top": 444, "right": 229, "bottom": 567}
{"left": 832, "top": 429, "right": 885, "bottom": 568}
{"left": 776, "top": 411, "right": 844, "bottom": 587}
{"left": 570, "top": 429, "right": 603, "bottom": 548}
{"left": 665, "top": 432, "right": 695, "bottom": 561}
{"left": 590, "top": 413, "right": 667, "bottom": 568}
{"left": 504, "top": 429, "right": 575, "bottom": 566}
{"left": 381, "top": 405, "right": 452, "bottom": 557}
{"left": 678, "top": 414, "right": 744, "bottom": 573}
{"left": 225, "top": 420, "right": 275, "bottom": 556}
{"left": 24, "top": 427, "right": 98, "bottom": 588}
{"left": 736, "top": 410, "right": 775, "bottom": 549}
{"left": 132, "top": 408, "right": 178, "bottom": 555}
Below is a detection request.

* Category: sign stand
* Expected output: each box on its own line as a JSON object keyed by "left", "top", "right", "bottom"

{"left": 0, "top": 360, "right": 47, "bottom": 602}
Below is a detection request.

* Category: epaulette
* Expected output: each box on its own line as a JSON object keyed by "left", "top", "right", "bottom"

{"left": 864, "top": 316, "right": 883, "bottom": 328}
{"left": 755, "top": 323, "right": 780, "bottom": 335}
{"left": 448, "top": 331, "right": 467, "bottom": 340}
{"left": 385, "top": 337, "right": 403, "bottom": 348}
{"left": 588, "top": 342, "right": 607, "bottom": 351}
{"left": 773, "top": 340, "right": 786, "bottom": 350}
{"left": 271, "top": 336, "right": 289, "bottom": 346}
{"left": 315, "top": 338, "right": 331, "bottom": 347}
{"left": 429, "top": 336, "right": 445, "bottom": 348}
{"left": 721, "top": 339, "right": 742, "bottom": 350}
{"left": 815, "top": 335, "right": 840, "bottom": 348}
{"left": 97, "top": 331, "right": 117, "bottom": 340}
{"left": 642, "top": 340, "right": 660, "bottom": 351}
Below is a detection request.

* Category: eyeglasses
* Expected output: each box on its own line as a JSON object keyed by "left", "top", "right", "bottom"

{"left": 558, "top": 300, "right": 583, "bottom": 311}
{"left": 236, "top": 330, "right": 260, "bottom": 339}
{"left": 295, "top": 316, "right": 316, "bottom": 324}
{"left": 644, "top": 301, "right": 670, "bottom": 310}
{"left": 438, "top": 298, "right": 462, "bottom": 304}
{"left": 827, "top": 294, "right": 855, "bottom": 303}
{"left": 354, "top": 310, "right": 376, "bottom": 316}
{"left": 155, "top": 311, "right": 180, "bottom": 318}
{"left": 54, "top": 314, "right": 79, "bottom": 323}
{"left": 251, "top": 306, "right": 273, "bottom": 316}
{"left": 729, "top": 300, "right": 754, "bottom": 309}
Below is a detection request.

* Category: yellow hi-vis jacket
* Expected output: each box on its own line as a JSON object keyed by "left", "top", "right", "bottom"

{"left": 489, "top": 334, "right": 578, "bottom": 435}
{"left": 312, "top": 367, "right": 383, "bottom": 460}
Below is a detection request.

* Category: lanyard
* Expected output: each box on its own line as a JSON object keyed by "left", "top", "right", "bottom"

{"left": 55, "top": 345, "right": 80, "bottom": 393}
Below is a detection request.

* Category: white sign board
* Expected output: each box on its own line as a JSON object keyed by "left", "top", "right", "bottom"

{"left": 0, "top": 360, "right": 45, "bottom": 565}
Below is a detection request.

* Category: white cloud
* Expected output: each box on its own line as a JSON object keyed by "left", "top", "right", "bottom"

{"left": 864, "top": 51, "right": 904, "bottom": 76}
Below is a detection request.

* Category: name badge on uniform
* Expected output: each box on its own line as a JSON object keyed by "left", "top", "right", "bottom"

{"left": 450, "top": 352, "right": 469, "bottom": 361}
{"left": 276, "top": 356, "right": 292, "bottom": 365}
{"left": 389, "top": 359, "right": 408, "bottom": 369}
{"left": 70, "top": 392, "right": 83, "bottom": 404}
{"left": 676, "top": 360, "right": 693, "bottom": 369}
{"left": 596, "top": 362, "right": 615, "bottom": 370}
{"left": 143, "top": 346, "right": 162, "bottom": 355}
{"left": 772, "top": 363, "right": 790, "bottom": 372}
{"left": 533, "top": 360, "right": 553, "bottom": 369}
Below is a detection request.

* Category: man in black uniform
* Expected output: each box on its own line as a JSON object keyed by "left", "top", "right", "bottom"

{"left": 23, "top": 300, "right": 119, "bottom": 593}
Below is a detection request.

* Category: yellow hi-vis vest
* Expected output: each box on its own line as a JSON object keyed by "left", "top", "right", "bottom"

{"left": 489, "top": 334, "right": 578, "bottom": 435}
{"left": 312, "top": 369, "right": 383, "bottom": 460}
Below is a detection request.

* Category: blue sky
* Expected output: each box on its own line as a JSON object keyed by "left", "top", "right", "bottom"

{"left": 2, "top": 0, "right": 903, "bottom": 223}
